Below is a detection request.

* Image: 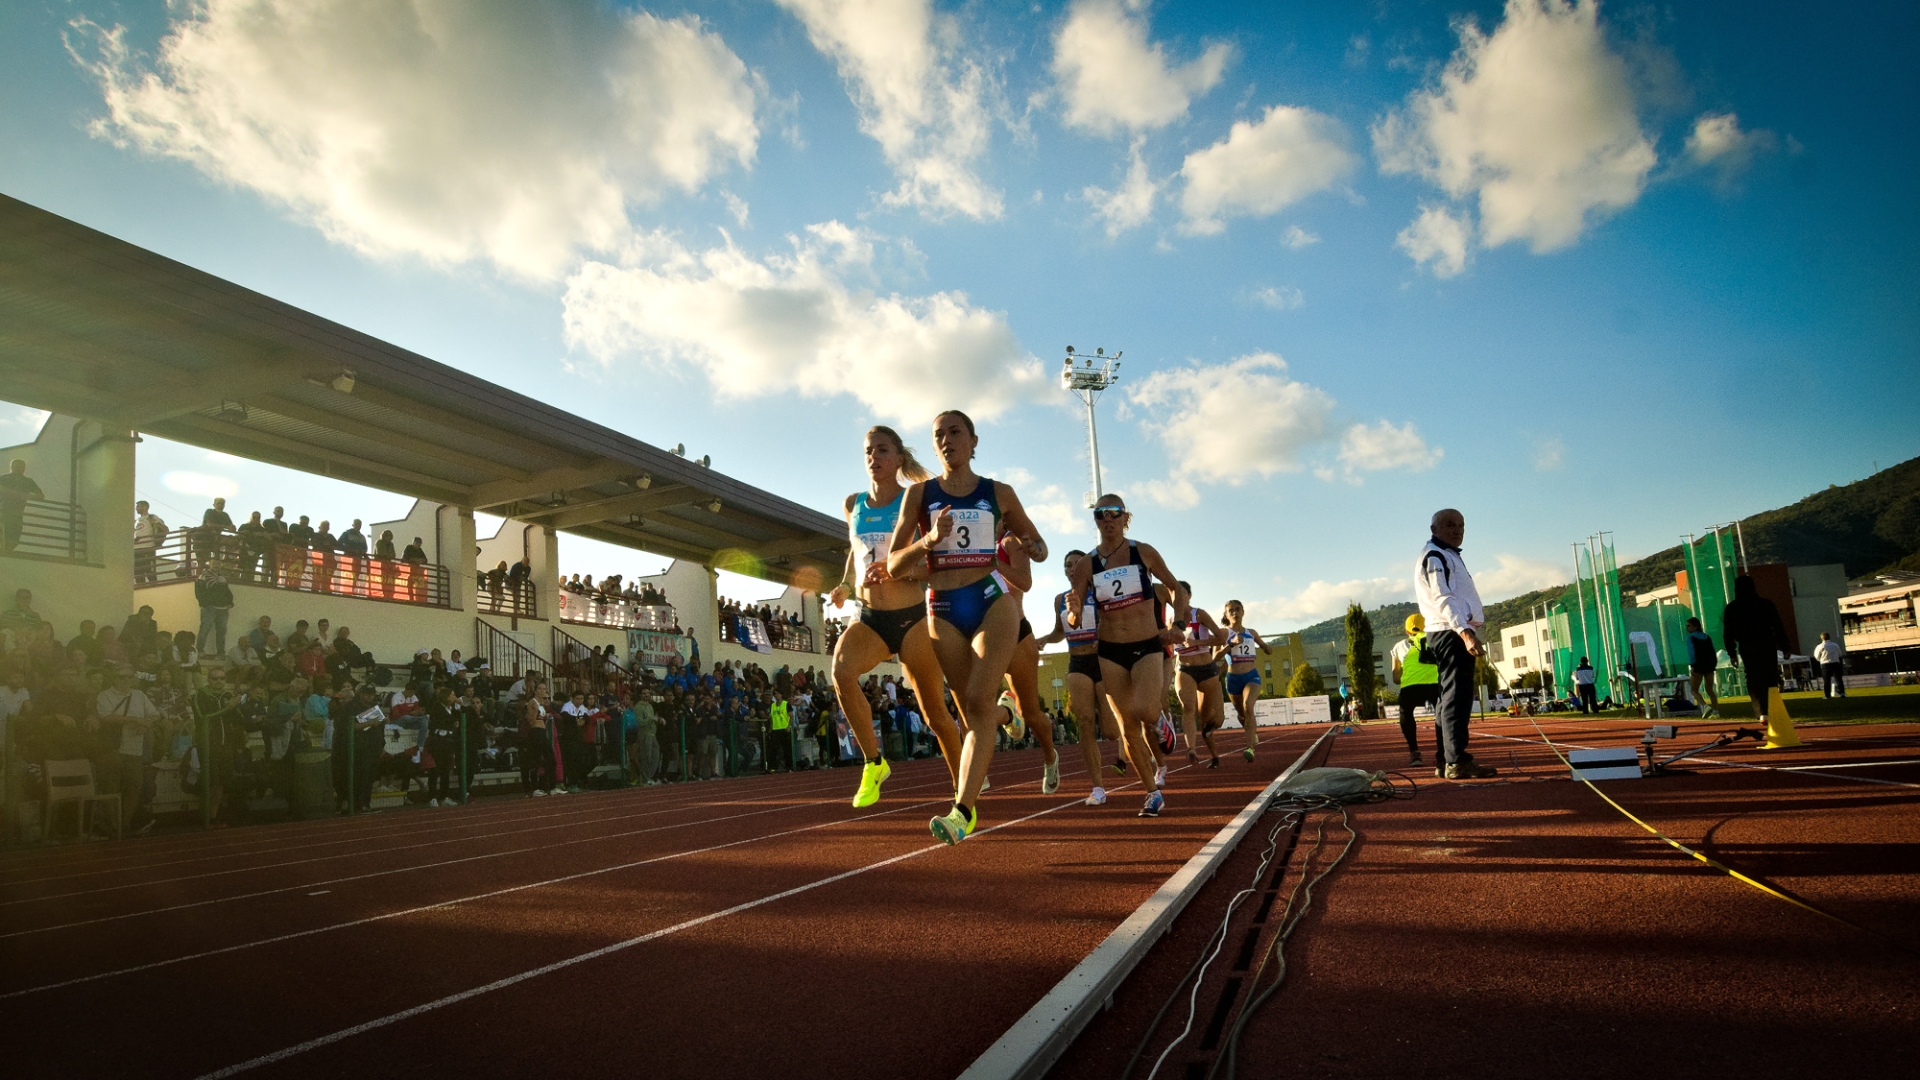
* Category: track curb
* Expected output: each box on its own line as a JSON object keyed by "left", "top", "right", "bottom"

{"left": 956, "top": 723, "right": 1340, "bottom": 1080}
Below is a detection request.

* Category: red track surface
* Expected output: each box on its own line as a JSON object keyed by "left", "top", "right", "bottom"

{"left": 1056, "top": 717, "right": 1920, "bottom": 1080}
{"left": 0, "top": 727, "right": 1320, "bottom": 1080}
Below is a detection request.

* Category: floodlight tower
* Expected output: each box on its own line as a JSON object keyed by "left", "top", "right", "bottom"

{"left": 1062, "top": 345, "right": 1121, "bottom": 507}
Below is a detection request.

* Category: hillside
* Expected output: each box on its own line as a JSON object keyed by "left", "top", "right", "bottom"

{"left": 1285, "top": 454, "right": 1920, "bottom": 650}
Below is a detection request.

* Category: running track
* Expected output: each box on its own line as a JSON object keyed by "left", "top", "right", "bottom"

{"left": 1058, "top": 716, "right": 1920, "bottom": 1080}
{"left": 0, "top": 727, "right": 1319, "bottom": 1079}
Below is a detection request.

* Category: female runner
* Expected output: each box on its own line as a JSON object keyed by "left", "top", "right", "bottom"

{"left": 1219, "top": 600, "right": 1273, "bottom": 761}
{"left": 1068, "top": 494, "right": 1185, "bottom": 817}
{"left": 827, "top": 426, "right": 964, "bottom": 807}
{"left": 1037, "top": 551, "right": 1125, "bottom": 805}
{"left": 986, "top": 533, "right": 1062, "bottom": 794}
{"left": 887, "top": 410, "right": 1047, "bottom": 844}
{"left": 1173, "top": 581, "right": 1228, "bottom": 768}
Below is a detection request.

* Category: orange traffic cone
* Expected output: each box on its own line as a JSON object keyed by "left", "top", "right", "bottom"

{"left": 1759, "top": 687, "right": 1802, "bottom": 750}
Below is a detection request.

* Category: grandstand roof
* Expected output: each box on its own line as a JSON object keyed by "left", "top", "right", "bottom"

{"left": 0, "top": 193, "right": 847, "bottom": 582}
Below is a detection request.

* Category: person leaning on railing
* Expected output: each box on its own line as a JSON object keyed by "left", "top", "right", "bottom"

{"left": 0, "top": 459, "right": 45, "bottom": 554}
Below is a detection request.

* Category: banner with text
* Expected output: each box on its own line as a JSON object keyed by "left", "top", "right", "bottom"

{"left": 627, "top": 628, "right": 688, "bottom": 671}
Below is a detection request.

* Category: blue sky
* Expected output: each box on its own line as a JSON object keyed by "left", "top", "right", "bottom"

{"left": 2, "top": 0, "right": 1915, "bottom": 628}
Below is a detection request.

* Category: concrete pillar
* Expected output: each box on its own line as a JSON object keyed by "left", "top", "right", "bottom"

{"left": 437, "top": 504, "right": 476, "bottom": 612}
{"left": 527, "top": 524, "right": 559, "bottom": 624}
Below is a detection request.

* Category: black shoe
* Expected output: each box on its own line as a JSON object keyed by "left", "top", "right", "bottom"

{"left": 1409, "top": 754, "right": 1425, "bottom": 767}
{"left": 1444, "top": 761, "right": 1498, "bottom": 780}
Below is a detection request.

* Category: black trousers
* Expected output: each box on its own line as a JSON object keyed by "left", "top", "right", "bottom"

{"left": 1821, "top": 663, "right": 1846, "bottom": 697}
{"left": 1577, "top": 684, "right": 1597, "bottom": 713}
{"left": 1429, "top": 630, "right": 1477, "bottom": 766}
{"left": 1397, "top": 683, "right": 1439, "bottom": 754}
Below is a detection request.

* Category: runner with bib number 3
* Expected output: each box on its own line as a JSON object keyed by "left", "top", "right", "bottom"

{"left": 887, "top": 410, "right": 1048, "bottom": 846}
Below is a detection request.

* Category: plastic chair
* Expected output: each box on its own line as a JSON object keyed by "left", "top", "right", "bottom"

{"left": 42, "top": 759, "right": 121, "bottom": 845}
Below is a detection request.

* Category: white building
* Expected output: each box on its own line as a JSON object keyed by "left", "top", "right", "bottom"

{"left": 1488, "top": 614, "right": 1556, "bottom": 689}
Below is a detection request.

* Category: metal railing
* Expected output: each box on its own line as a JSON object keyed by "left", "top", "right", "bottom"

{"left": 476, "top": 618, "right": 552, "bottom": 685}
{"left": 556, "top": 589, "right": 678, "bottom": 632}
{"left": 477, "top": 580, "right": 537, "bottom": 619}
{"left": 136, "top": 528, "right": 451, "bottom": 608}
{"left": 719, "top": 612, "right": 816, "bottom": 653}
{"left": 1, "top": 498, "right": 87, "bottom": 562}
{"left": 551, "top": 624, "right": 647, "bottom": 700}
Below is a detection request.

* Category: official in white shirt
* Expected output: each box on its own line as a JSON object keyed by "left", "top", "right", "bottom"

{"left": 1813, "top": 632, "right": 1846, "bottom": 698}
{"left": 1413, "top": 509, "right": 1497, "bottom": 779}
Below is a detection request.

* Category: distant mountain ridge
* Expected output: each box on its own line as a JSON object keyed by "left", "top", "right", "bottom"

{"left": 1286, "top": 454, "right": 1920, "bottom": 650}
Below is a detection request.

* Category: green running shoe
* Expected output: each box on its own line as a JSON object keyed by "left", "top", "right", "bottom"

{"left": 930, "top": 804, "right": 975, "bottom": 845}
{"left": 1241, "top": 747, "right": 1255, "bottom": 763}
{"left": 852, "top": 757, "right": 891, "bottom": 808}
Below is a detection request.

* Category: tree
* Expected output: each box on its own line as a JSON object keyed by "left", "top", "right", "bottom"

{"left": 1344, "top": 602, "right": 1378, "bottom": 720}
{"left": 1287, "top": 663, "right": 1325, "bottom": 698}
{"left": 1517, "top": 671, "right": 1543, "bottom": 690}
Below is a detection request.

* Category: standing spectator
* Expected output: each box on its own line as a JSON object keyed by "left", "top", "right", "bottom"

{"left": 558, "top": 690, "right": 592, "bottom": 792}
{"left": 1389, "top": 613, "right": 1438, "bottom": 766}
{"left": 97, "top": 668, "right": 159, "bottom": 833}
{"left": 1414, "top": 509, "right": 1497, "bottom": 779}
{"left": 192, "top": 667, "right": 238, "bottom": 825}
{"left": 0, "top": 458, "right": 44, "bottom": 554}
{"left": 522, "top": 684, "right": 557, "bottom": 796}
{"left": 507, "top": 558, "right": 531, "bottom": 604}
{"left": 1723, "top": 574, "right": 1790, "bottom": 731}
{"left": 767, "top": 691, "right": 792, "bottom": 772}
{"left": 424, "top": 684, "right": 463, "bottom": 807}
{"left": 338, "top": 519, "right": 369, "bottom": 595}
{"left": 340, "top": 684, "right": 386, "bottom": 813}
{"left": 486, "top": 561, "right": 508, "bottom": 606}
{"left": 402, "top": 536, "right": 429, "bottom": 602}
{"left": 1814, "top": 632, "right": 1846, "bottom": 699}
{"left": 194, "top": 564, "right": 235, "bottom": 655}
{"left": 133, "top": 501, "right": 168, "bottom": 583}
{"left": 261, "top": 506, "right": 289, "bottom": 585}
{"left": 237, "top": 511, "right": 269, "bottom": 583}
{"left": 190, "top": 497, "right": 235, "bottom": 576}
{"left": 628, "top": 692, "right": 661, "bottom": 783}
{"left": 1572, "top": 657, "right": 1598, "bottom": 714}
{"left": 284, "top": 514, "right": 315, "bottom": 588}
{"left": 375, "top": 530, "right": 399, "bottom": 598}
{"left": 1683, "top": 618, "right": 1721, "bottom": 716}
{"left": 311, "top": 520, "right": 338, "bottom": 593}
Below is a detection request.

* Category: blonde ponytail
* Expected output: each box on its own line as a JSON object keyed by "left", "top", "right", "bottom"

{"left": 868, "top": 425, "right": 931, "bottom": 483}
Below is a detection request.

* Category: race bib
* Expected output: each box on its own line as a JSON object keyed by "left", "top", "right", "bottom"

{"left": 854, "top": 530, "right": 892, "bottom": 577}
{"left": 1092, "top": 564, "right": 1147, "bottom": 610}
{"left": 929, "top": 508, "right": 994, "bottom": 568}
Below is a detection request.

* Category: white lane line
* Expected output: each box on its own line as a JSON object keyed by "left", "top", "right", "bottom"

{"left": 0, "top": 767, "right": 847, "bottom": 888}
{"left": 190, "top": 765, "right": 1169, "bottom": 1080}
{"left": 306, "top": 891, "right": 329, "bottom": 897}
{"left": 1777, "top": 758, "right": 1920, "bottom": 770}
{"left": 0, "top": 778, "right": 857, "bottom": 907}
{"left": 0, "top": 773, "right": 964, "bottom": 941}
{"left": 3, "top": 757, "right": 1080, "bottom": 994}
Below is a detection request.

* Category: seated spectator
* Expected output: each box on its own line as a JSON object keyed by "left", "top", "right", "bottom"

{"left": 227, "top": 637, "right": 263, "bottom": 671}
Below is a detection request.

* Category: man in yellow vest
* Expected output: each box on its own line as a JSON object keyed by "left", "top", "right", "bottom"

{"left": 1390, "top": 614, "right": 1439, "bottom": 767}
{"left": 768, "top": 692, "right": 792, "bottom": 772}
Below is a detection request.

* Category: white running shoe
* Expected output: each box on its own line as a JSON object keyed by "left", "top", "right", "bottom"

{"left": 980, "top": 774, "right": 992, "bottom": 792}
{"left": 1042, "top": 754, "right": 1060, "bottom": 795}
{"left": 428, "top": 798, "right": 440, "bottom": 808}
{"left": 1154, "top": 765, "right": 1167, "bottom": 787}
{"left": 1085, "top": 786, "right": 1108, "bottom": 806}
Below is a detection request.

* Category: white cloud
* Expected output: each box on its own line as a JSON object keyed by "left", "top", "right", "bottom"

{"left": 1337, "top": 420, "right": 1439, "bottom": 474}
{"left": 722, "top": 192, "right": 751, "bottom": 228}
{"left": 1127, "top": 477, "right": 1201, "bottom": 510}
{"left": 68, "top": 0, "right": 758, "bottom": 280}
{"left": 1246, "top": 577, "right": 1413, "bottom": 629}
{"left": 1533, "top": 435, "right": 1565, "bottom": 471}
{"left": 1082, "top": 138, "right": 1160, "bottom": 236}
{"left": 1374, "top": 0, "right": 1656, "bottom": 258}
{"left": 776, "top": 0, "right": 1001, "bottom": 220}
{"left": 1126, "top": 352, "right": 1335, "bottom": 483}
{"left": 1683, "top": 111, "right": 1776, "bottom": 184}
{"left": 1396, "top": 204, "right": 1471, "bottom": 278}
{"left": 1179, "top": 105, "right": 1357, "bottom": 235}
{"left": 1250, "top": 285, "right": 1304, "bottom": 310}
{"left": 561, "top": 221, "right": 1047, "bottom": 427}
{"left": 1052, "top": 0, "right": 1230, "bottom": 136}
{"left": 163, "top": 471, "right": 239, "bottom": 499}
{"left": 1474, "top": 553, "right": 1567, "bottom": 599}
{"left": 1282, "top": 225, "right": 1320, "bottom": 249}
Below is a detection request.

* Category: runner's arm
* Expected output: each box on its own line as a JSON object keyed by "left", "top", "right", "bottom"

{"left": 1138, "top": 542, "right": 1189, "bottom": 632}
{"left": 828, "top": 496, "right": 859, "bottom": 608}
{"left": 884, "top": 482, "right": 938, "bottom": 578}
{"left": 995, "top": 484, "right": 1049, "bottom": 563}
{"left": 1066, "top": 556, "right": 1093, "bottom": 627}
{"left": 1034, "top": 594, "right": 1070, "bottom": 646}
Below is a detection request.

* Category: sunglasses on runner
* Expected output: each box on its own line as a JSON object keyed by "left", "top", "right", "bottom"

{"left": 1092, "top": 507, "right": 1126, "bottom": 520}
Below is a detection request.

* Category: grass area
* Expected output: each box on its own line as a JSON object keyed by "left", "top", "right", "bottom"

{"left": 1526, "top": 684, "right": 1920, "bottom": 727}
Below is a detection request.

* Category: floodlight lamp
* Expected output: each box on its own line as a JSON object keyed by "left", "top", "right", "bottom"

{"left": 707, "top": 499, "right": 723, "bottom": 513}
{"left": 1066, "top": 345, "right": 1076, "bottom": 354}
{"left": 627, "top": 513, "right": 644, "bottom": 526}
{"left": 330, "top": 370, "right": 356, "bottom": 394}
{"left": 634, "top": 473, "right": 652, "bottom": 490}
